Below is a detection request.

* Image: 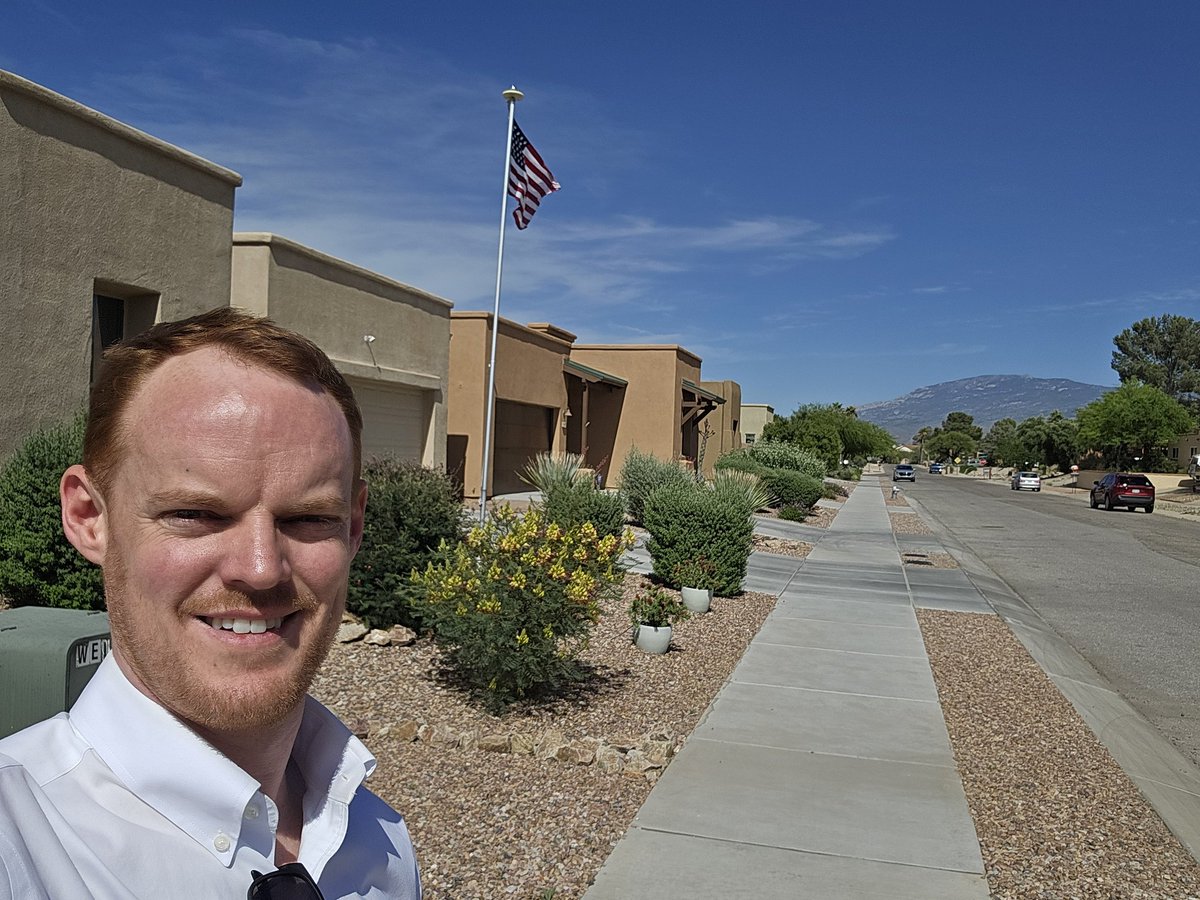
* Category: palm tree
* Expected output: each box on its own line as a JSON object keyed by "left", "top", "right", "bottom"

{"left": 912, "top": 426, "right": 935, "bottom": 463}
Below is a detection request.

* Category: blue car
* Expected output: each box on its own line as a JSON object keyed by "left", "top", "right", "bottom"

{"left": 929, "top": 463, "right": 944, "bottom": 474}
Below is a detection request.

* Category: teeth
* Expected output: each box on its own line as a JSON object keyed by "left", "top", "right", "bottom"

{"left": 205, "top": 616, "right": 284, "bottom": 632}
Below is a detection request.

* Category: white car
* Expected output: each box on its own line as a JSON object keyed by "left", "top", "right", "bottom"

{"left": 1011, "top": 471, "right": 1041, "bottom": 492}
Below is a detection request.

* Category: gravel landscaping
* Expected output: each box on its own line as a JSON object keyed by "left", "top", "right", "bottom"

{"left": 310, "top": 573, "right": 776, "bottom": 899}
{"left": 890, "top": 508, "right": 935, "bottom": 534}
{"left": 919, "top": 609, "right": 1200, "bottom": 899}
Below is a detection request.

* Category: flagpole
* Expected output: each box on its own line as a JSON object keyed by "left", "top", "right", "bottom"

{"left": 478, "top": 85, "right": 523, "bottom": 524}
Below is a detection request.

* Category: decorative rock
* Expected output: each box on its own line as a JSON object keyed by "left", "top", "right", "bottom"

{"left": 388, "top": 625, "right": 418, "bottom": 646}
{"left": 554, "top": 740, "right": 596, "bottom": 766}
{"left": 621, "top": 749, "right": 657, "bottom": 776}
{"left": 607, "top": 735, "right": 640, "bottom": 753}
{"left": 392, "top": 720, "right": 420, "bottom": 743}
{"left": 336, "top": 622, "right": 368, "bottom": 643}
{"left": 347, "top": 717, "right": 370, "bottom": 739}
{"left": 363, "top": 629, "right": 392, "bottom": 646}
{"left": 478, "top": 734, "right": 512, "bottom": 753}
{"left": 459, "top": 728, "right": 480, "bottom": 752}
{"left": 430, "top": 724, "right": 460, "bottom": 747}
{"left": 595, "top": 745, "right": 626, "bottom": 774}
{"left": 510, "top": 732, "right": 536, "bottom": 756}
{"left": 534, "top": 729, "right": 567, "bottom": 760}
{"left": 641, "top": 739, "right": 675, "bottom": 764}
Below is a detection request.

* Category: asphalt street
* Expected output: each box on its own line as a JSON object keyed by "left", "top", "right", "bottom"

{"left": 897, "top": 470, "right": 1200, "bottom": 768}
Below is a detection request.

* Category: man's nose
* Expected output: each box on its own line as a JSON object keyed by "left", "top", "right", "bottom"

{"left": 220, "top": 516, "right": 291, "bottom": 590}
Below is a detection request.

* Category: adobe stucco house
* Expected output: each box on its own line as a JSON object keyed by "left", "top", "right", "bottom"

{"left": 700, "top": 379, "right": 742, "bottom": 477}
{"left": 1, "top": 69, "right": 241, "bottom": 456}
{"left": 568, "top": 344, "right": 723, "bottom": 485}
{"left": 448, "top": 314, "right": 626, "bottom": 497}
{"left": 740, "top": 403, "right": 776, "bottom": 445}
{"left": 2, "top": 69, "right": 450, "bottom": 467}
{"left": 231, "top": 234, "right": 450, "bottom": 468}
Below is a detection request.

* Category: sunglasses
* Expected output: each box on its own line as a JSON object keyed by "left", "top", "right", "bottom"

{"left": 247, "top": 863, "right": 326, "bottom": 900}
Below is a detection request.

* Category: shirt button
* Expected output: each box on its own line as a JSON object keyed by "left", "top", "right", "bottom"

{"left": 213, "top": 833, "right": 231, "bottom": 852}
{"left": 245, "top": 805, "right": 260, "bottom": 820}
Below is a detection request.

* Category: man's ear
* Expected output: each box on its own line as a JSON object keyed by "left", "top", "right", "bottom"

{"left": 61, "top": 465, "right": 108, "bottom": 566}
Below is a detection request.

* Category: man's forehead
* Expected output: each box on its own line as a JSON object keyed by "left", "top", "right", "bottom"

{"left": 122, "top": 348, "right": 351, "bottom": 455}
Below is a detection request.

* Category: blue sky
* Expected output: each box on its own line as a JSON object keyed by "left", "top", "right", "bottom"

{"left": 6, "top": 1, "right": 1199, "bottom": 413}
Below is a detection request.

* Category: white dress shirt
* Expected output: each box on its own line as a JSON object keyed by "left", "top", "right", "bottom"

{"left": 0, "top": 656, "right": 421, "bottom": 899}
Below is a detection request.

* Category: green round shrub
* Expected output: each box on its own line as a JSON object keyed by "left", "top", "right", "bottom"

{"left": 777, "top": 503, "right": 810, "bottom": 522}
{"left": 619, "top": 447, "right": 693, "bottom": 525}
{"left": 0, "top": 411, "right": 104, "bottom": 610}
{"left": 643, "top": 482, "right": 753, "bottom": 597}
{"left": 745, "top": 441, "right": 826, "bottom": 479}
{"left": 348, "top": 458, "right": 466, "bottom": 630}
{"left": 761, "top": 470, "right": 824, "bottom": 509}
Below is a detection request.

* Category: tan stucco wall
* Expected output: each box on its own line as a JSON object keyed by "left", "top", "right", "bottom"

{"left": 740, "top": 403, "right": 776, "bottom": 443}
{"left": 570, "top": 345, "right": 703, "bottom": 484}
{"left": 700, "top": 379, "right": 742, "bottom": 477}
{"left": 1, "top": 69, "right": 241, "bottom": 458}
{"left": 230, "top": 234, "right": 451, "bottom": 469}
{"left": 449, "top": 312, "right": 573, "bottom": 497}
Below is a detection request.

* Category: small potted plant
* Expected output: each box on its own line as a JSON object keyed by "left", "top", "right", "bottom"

{"left": 671, "top": 558, "right": 717, "bottom": 614}
{"left": 629, "top": 586, "right": 690, "bottom": 654}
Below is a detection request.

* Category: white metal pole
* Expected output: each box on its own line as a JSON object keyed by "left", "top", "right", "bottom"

{"left": 478, "top": 86, "right": 523, "bottom": 524}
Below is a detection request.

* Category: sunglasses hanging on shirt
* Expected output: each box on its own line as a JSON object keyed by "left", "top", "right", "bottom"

{"left": 247, "top": 862, "right": 326, "bottom": 900}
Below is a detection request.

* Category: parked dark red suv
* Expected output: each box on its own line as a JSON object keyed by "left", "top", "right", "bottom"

{"left": 1090, "top": 473, "right": 1155, "bottom": 513}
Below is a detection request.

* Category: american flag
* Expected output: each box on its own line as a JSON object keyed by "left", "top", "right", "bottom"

{"left": 508, "top": 122, "right": 560, "bottom": 229}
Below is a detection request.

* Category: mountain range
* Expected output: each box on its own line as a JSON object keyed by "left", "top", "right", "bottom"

{"left": 856, "top": 375, "right": 1113, "bottom": 443}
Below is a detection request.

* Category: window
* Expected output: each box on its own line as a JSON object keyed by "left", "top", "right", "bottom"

{"left": 90, "top": 288, "right": 159, "bottom": 381}
{"left": 1171, "top": 448, "right": 1179, "bottom": 459}
{"left": 745, "top": 434, "right": 756, "bottom": 444}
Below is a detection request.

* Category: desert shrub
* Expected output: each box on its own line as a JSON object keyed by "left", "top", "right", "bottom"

{"left": 713, "top": 449, "right": 769, "bottom": 476}
{"left": 833, "top": 465, "right": 861, "bottom": 481}
{"left": 414, "top": 506, "right": 633, "bottom": 711}
{"left": 669, "top": 557, "right": 720, "bottom": 592}
{"left": 348, "top": 458, "right": 467, "bottom": 631}
{"left": 745, "top": 441, "right": 827, "bottom": 479}
{"left": 643, "top": 482, "right": 753, "bottom": 596}
{"left": 761, "top": 470, "right": 824, "bottom": 509}
{"left": 822, "top": 481, "right": 850, "bottom": 500}
{"left": 711, "top": 469, "right": 771, "bottom": 516}
{"left": 538, "top": 484, "right": 627, "bottom": 541}
{"left": 0, "top": 412, "right": 104, "bottom": 610}
{"left": 519, "top": 451, "right": 585, "bottom": 496}
{"left": 619, "top": 447, "right": 692, "bottom": 525}
{"left": 777, "top": 503, "right": 810, "bottom": 522}
{"left": 523, "top": 452, "right": 626, "bottom": 540}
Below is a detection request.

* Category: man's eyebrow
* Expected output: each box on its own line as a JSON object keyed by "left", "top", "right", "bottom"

{"left": 146, "top": 489, "right": 227, "bottom": 509}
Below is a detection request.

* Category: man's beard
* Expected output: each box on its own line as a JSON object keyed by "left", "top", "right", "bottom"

{"left": 103, "top": 547, "right": 341, "bottom": 734}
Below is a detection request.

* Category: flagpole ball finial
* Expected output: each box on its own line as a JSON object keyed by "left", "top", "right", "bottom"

{"left": 502, "top": 86, "right": 524, "bottom": 102}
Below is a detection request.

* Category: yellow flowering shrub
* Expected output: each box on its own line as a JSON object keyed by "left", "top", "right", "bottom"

{"left": 414, "top": 505, "right": 635, "bottom": 711}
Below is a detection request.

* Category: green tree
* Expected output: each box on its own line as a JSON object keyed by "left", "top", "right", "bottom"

{"left": 1015, "top": 411, "right": 1079, "bottom": 471}
{"left": 982, "top": 418, "right": 1022, "bottom": 467}
{"left": 1076, "top": 383, "right": 1195, "bottom": 470}
{"left": 912, "top": 426, "right": 936, "bottom": 463}
{"left": 1111, "top": 315, "right": 1200, "bottom": 402}
{"left": 763, "top": 404, "right": 893, "bottom": 469}
{"left": 940, "top": 411, "right": 983, "bottom": 442}
{"left": 926, "top": 430, "right": 978, "bottom": 462}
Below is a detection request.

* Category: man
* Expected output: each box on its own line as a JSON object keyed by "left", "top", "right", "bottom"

{"left": 0, "top": 309, "right": 421, "bottom": 898}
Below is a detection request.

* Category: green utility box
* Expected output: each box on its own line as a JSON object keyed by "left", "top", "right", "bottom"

{"left": 0, "top": 607, "right": 111, "bottom": 739}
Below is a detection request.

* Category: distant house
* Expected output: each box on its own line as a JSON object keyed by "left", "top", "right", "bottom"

{"left": 2, "top": 68, "right": 450, "bottom": 466}
{"left": 740, "top": 404, "right": 775, "bottom": 445}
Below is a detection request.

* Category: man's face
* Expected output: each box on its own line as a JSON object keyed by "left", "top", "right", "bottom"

{"left": 92, "top": 347, "right": 364, "bottom": 733}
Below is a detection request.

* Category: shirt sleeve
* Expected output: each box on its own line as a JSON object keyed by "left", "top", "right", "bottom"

{"left": 0, "top": 756, "right": 90, "bottom": 899}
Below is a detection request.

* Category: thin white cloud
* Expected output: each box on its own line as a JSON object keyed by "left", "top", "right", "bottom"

{"left": 75, "top": 28, "right": 895, "bottom": 325}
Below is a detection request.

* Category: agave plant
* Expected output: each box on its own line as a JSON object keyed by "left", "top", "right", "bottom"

{"left": 518, "top": 451, "right": 585, "bottom": 495}
{"left": 711, "top": 468, "right": 771, "bottom": 515}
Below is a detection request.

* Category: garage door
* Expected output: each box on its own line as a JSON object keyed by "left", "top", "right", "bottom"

{"left": 348, "top": 378, "right": 427, "bottom": 464}
{"left": 493, "top": 400, "right": 554, "bottom": 495}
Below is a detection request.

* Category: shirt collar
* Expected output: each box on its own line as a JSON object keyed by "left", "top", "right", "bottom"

{"left": 69, "top": 656, "right": 377, "bottom": 869}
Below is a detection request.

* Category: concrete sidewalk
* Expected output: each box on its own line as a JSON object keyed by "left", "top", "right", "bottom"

{"left": 585, "top": 480, "right": 991, "bottom": 898}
